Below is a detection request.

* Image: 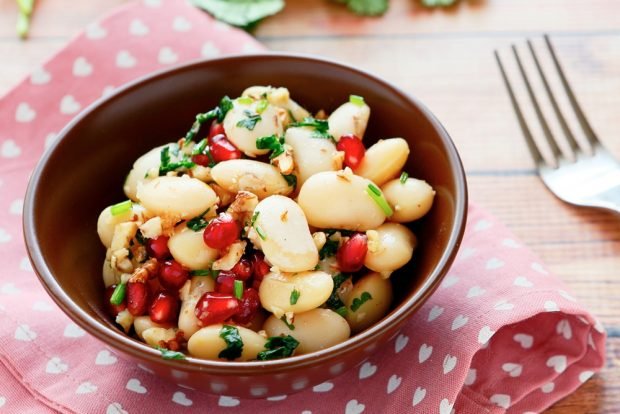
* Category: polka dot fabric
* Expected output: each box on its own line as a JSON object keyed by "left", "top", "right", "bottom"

{"left": 0, "top": 1, "right": 606, "bottom": 412}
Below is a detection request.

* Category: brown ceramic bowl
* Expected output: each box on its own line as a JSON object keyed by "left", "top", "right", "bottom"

{"left": 24, "top": 53, "right": 467, "bottom": 397}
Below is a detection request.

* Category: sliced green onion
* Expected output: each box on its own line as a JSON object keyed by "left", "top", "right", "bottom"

{"left": 251, "top": 211, "right": 260, "bottom": 226}
{"left": 349, "top": 95, "right": 365, "bottom": 107}
{"left": 280, "top": 315, "right": 295, "bottom": 330}
{"left": 190, "top": 268, "right": 219, "bottom": 279}
{"left": 400, "top": 171, "right": 409, "bottom": 184}
{"left": 237, "top": 96, "right": 253, "bottom": 105}
{"left": 366, "top": 184, "right": 393, "bottom": 216}
{"left": 256, "top": 99, "right": 269, "bottom": 114}
{"left": 110, "top": 283, "right": 126, "bottom": 305}
{"left": 192, "top": 138, "right": 208, "bottom": 155}
{"left": 234, "top": 280, "right": 243, "bottom": 300}
{"left": 255, "top": 225, "right": 267, "bottom": 240}
{"left": 110, "top": 200, "right": 132, "bottom": 216}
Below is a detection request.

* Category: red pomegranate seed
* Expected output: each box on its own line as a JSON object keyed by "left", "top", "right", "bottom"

{"left": 195, "top": 292, "right": 240, "bottom": 326}
{"left": 158, "top": 260, "right": 189, "bottom": 290}
{"left": 233, "top": 288, "right": 261, "bottom": 325}
{"left": 215, "top": 271, "right": 239, "bottom": 295}
{"left": 127, "top": 282, "right": 150, "bottom": 316}
{"left": 251, "top": 252, "right": 271, "bottom": 281}
{"left": 203, "top": 213, "right": 240, "bottom": 250}
{"left": 209, "top": 121, "right": 225, "bottom": 143}
{"left": 104, "top": 285, "right": 126, "bottom": 317}
{"left": 337, "top": 233, "right": 368, "bottom": 273}
{"left": 146, "top": 236, "right": 170, "bottom": 260}
{"left": 231, "top": 258, "right": 252, "bottom": 281}
{"left": 336, "top": 134, "right": 366, "bottom": 169}
{"left": 210, "top": 134, "right": 242, "bottom": 163}
{"left": 149, "top": 292, "right": 179, "bottom": 324}
{"left": 191, "top": 154, "right": 212, "bottom": 167}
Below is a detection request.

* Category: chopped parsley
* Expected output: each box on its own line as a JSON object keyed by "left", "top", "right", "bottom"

{"left": 155, "top": 346, "right": 186, "bottom": 360}
{"left": 280, "top": 315, "right": 295, "bottom": 330}
{"left": 290, "top": 117, "right": 333, "bottom": 140}
{"left": 190, "top": 268, "right": 220, "bottom": 279}
{"left": 319, "top": 237, "right": 339, "bottom": 260}
{"left": 256, "top": 335, "right": 299, "bottom": 360}
{"left": 334, "top": 306, "right": 348, "bottom": 318}
{"left": 218, "top": 325, "right": 243, "bottom": 360}
{"left": 135, "top": 229, "right": 146, "bottom": 245}
{"left": 325, "top": 273, "right": 350, "bottom": 310}
{"left": 350, "top": 291, "right": 373, "bottom": 312}
{"left": 186, "top": 208, "right": 210, "bottom": 231}
{"left": 110, "top": 200, "right": 132, "bottom": 216}
{"left": 349, "top": 95, "right": 365, "bottom": 107}
{"left": 366, "top": 183, "right": 393, "bottom": 217}
{"left": 185, "top": 96, "right": 233, "bottom": 141}
{"left": 281, "top": 173, "right": 297, "bottom": 188}
{"left": 290, "top": 289, "right": 300, "bottom": 305}
{"left": 109, "top": 283, "right": 126, "bottom": 305}
{"left": 159, "top": 145, "right": 195, "bottom": 175}
{"left": 400, "top": 171, "right": 409, "bottom": 184}
{"left": 256, "top": 135, "right": 285, "bottom": 159}
{"left": 236, "top": 110, "right": 261, "bottom": 130}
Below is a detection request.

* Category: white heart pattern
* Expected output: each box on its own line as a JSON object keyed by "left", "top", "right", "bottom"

{"left": 531, "top": 262, "right": 548, "bottom": 274}
{"left": 72, "top": 57, "right": 93, "bottom": 77}
{"left": 502, "top": 238, "right": 520, "bottom": 248}
{"left": 467, "top": 286, "right": 485, "bottom": 298}
{"left": 558, "top": 290, "right": 577, "bottom": 302}
{"left": 451, "top": 314, "right": 469, "bottom": 331}
{"left": 0, "top": 397, "right": 5, "bottom": 407}
{"left": 106, "top": 403, "right": 127, "bottom": 414}
{"left": 394, "top": 334, "right": 408, "bottom": 353}
{"left": 95, "top": 350, "right": 117, "bottom": 365}
{"left": 386, "top": 375, "right": 401, "bottom": 394}
{"left": 418, "top": 344, "right": 433, "bottom": 363}
{"left": 129, "top": 19, "right": 150, "bottom": 36}
{"left": 427, "top": 305, "right": 444, "bottom": 322}
{"left": 126, "top": 378, "right": 147, "bottom": 394}
{"left": 464, "top": 369, "right": 476, "bottom": 385}
{"left": 345, "top": 399, "right": 365, "bottom": 414}
{"left": 30, "top": 67, "right": 51, "bottom": 84}
{"left": 312, "top": 381, "right": 334, "bottom": 392}
{"left": 60, "top": 95, "right": 81, "bottom": 115}
{"left": 458, "top": 247, "right": 476, "bottom": 260}
{"left": 514, "top": 276, "right": 533, "bottom": 287}
{"left": 442, "top": 354, "right": 457, "bottom": 374}
{"left": 76, "top": 381, "right": 98, "bottom": 394}
{"left": 546, "top": 355, "right": 568, "bottom": 373}
{"left": 1, "top": 282, "right": 20, "bottom": 294}
{"left": 474, "top": 219, "right": 492, "bottom": 231}
{"left": 144, "top": 0, "right": 162, "bottom": 7}
{"left": 1, "top": 140, "right": 21, "bottom": 158}
{"left": 440, "top": 275, "right": 459, "bottom": 289}
{"left": 359, "top": 361, "right": 377, "bottom": 379}
{"left": 544, "top": 300, "right": 560, "bottom": 312}
{"left": 218, "top": 396, "right": 240, "bottom": 407}
{"left": 116, "top": 50, "right": 137, "bottom": 68}
{"left": 172, "top": 391, "right": 193, "bottom": 406}
{"left": 14, "top": 324, "right": 37, "bottom": 341}
{"left": 485, "top": 257, "right": 505, "bottom": 270}
{"left": 439, "top": 398, "right": 454, "bottom": 414}
{"left": 513, "top": 333, "right": 534, "bottom": 349}
{"left": 15, "top": 102, "right": 36, "bottom": 123}
{"left": 46, "top": 357, "right": 68, "bottom": 374}
{"left": 86, "top": 22, "right": 107, "bottom": 39}
{"left": 172, "top": 16, "right": 192, "bottom": 32}
{"left": 501, "top": 362, "right": 523, "bottom": 377}
{"left": 556, "top": 319, "right": 573, "bottom": 340}
{"left": 158, "top": 47, "right": 178, "bottom": 65}
{"left": 10, "top": 199, "right": 24, "bottom": 215}
{"left": 494, "top": 299, "right": 515, "bottom": 311}
{"left": 64, "top": 323, "right": 86, "bottom": 338}
{"left": 412, "top": 387, "right": 426, "bottom": 406}
{"left": 33, "top": 300, "right": 53, "bottom": 311}
{"left": 541, "top": 382, "right": 555, "bottom": 393}
{"left": 201, "top": 41, "right": 221, "bottom": 58}
{"left": 490, "top": 394, "right": 511, "bottom": 409}
{"left": 45, "top": 132, "right": 58, "bottom": 149}
{"left": 478, "top": 326, "right": 495, "bottom": 344}
{"left": 579, "top": 370, "right": 594, "bottom": 383}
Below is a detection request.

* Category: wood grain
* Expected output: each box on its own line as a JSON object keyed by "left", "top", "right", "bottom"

{"left": 1, "top": 0, "right": 618, "bottom": 412}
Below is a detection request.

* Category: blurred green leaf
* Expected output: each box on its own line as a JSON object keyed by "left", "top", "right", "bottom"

{"left": 347, "top": 0, "right": 388, "bottom": 15}
{"left": 192, "top": 0, "right": 285, "bottom": 28}
{"left": 421, "top": 0, "right": 457, "bottom": 7}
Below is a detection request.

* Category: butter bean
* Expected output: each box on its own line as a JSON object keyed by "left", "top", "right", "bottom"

{"left": 210, "top": 159, "right": 292, "bottom": 199}
{"left": 187, "top": 325, "right": 267, "bottom": 361}
{"left": 178, "top": 277, "right": 215, "bottom": 340}
{"left": 259, "top": 270, "right": 333, "bottom": 317}
{"left": 123, "top": 144, "right": 170, "bottom": 201}
{"left": 364, "top": 223, "right": 416, "bottom": 273}
{"left": 168, "top": 225, "right": 219, "bottom": 270}
{"left": 382, "top": 178, "right": 435, "bottom": 222}
{"left": 97, "top": 203, "right": 144, "bottom": 248}
{"left": 285, "top": 127, "right": 342, "bottom": 186}
{"left": 354, "top": 138, "right": 409, "bottom": 186}
{"left": 328, "top": 101, "right": 370, "bottom": 141}
{"left": 223, "top": 100, "right": 284, "bottom": 157}
{"left": 345, "top": 272, "right": 393, "bottom": 333}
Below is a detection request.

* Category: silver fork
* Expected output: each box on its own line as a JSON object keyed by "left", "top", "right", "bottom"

{"left": 495, "top": 35, "right": 620, "bottom": 214}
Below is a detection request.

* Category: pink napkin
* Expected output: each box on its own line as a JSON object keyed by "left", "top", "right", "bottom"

{"left": 0, "top": 1, "right": 606, "bottom": 413}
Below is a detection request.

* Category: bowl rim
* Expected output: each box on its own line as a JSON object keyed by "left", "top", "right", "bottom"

{"left": 23, "top": 52, "right": 467, "bottom": 374}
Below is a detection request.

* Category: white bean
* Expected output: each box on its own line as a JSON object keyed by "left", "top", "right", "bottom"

{"left": 259, "top": 270, "right": 333, "bottom": 317}
{"left": 123, "top": 144, "right": 170, "bottom": 201}
{"left": 285, "top": 127, "right": 342, "bottom": 186}
{"left": 263, "top": 308, "right": 350, "bottom": 355}
{"left": 328, "top": 101, "right": 370, "bottom": 140}
{"left": 253, "top": 195, "right": 318, "bottom": 272}
{"left": 168, "top": 225, "right": 219, "bottom": 270}
{"left": 223, "top": 100, "right": 284, "bottom": 157}
{"left": 178, "top": 277, "right": 215, "bottom": 340}
{"left": 354, "top": 138, "right": 410, "bottom": 186}
{"left": 136, "top": 176, "right": 217, "bottom": 220}
{"left": 242, "top": 86, "right": 310, "bottom": 123}
{"left": 297, "top": 170, "right": 386, "bottom": 231}
{"left": 187, "top": 324, "right": 267, "bottom": 361}
{"left": 210, "top": 159, "right": 292, "bottom": 199}
{"left": 97, "top": 203, "right": 144, "bottom": 248}
{"left": 134, "top": 316, "right": 172, "bottom": 339}
{"left": 345, "top": 272, "right": 393, "bottom": 333}
{"left": 364, "top": 223, "right": 416, "bottom": 273}
{"left": 142, "top": 327, "right": 177, "bottom": 348}
{"left": 382, "top": 178, "right": 435, "bottom": 222}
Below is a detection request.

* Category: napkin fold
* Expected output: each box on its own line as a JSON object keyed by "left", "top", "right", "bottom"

{"left": 0, "top": 1, "right": 606, "bottom": 413}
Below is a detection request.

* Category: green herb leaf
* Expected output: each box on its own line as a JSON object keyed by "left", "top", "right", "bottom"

{"left": 237, "top": 110, "right": 262, "bottom": 130}
{"left": 185, "top": 96, "right": 233, "bottom": 141}
{"left": 349, "top": 95, "right": 365, "bottom": 107}
{"left": 190, "top": 268, "right": 220, "bottom": 279}
{"left": 335, "top": 306, "right": 348, "bottom": 318}
{"left": 256, "top": 335, "right": 299, "bottom": 360}
{"left": 325, "top": 273, "right": 350, "bottom": 310}
{"left": 251, "top": 211, "right": 260, "bottom": 226}
{"left": 186, "top": 208, "right": 210, "bottom": 231}
{"left": 350, "top": 291, "right": 373, "bottom": 312}
{"left": 256, "top": 134, "right": 285, "bottom": 159}
{"left": 192, "top": 138, "right": 208, "bottom": 155}
{"left": 366, "top": 183, "right": 394, "bottom": 216}
{"left": 421, "top": 0, "right": 457, "bottom": 7}
{"left": 400, "top": 171, "right": 409, "bottom": 184}
{"left": 218, "top": 325, "right": 244, "bottom": 360}
{"left": 256, "top": 99, "right": 269, "bottom": 114}
{"left": 281, "top": 173, "right": 297, "bottom": 188}
{"left": 290, "top": 289, "right": 300, "bottom": 305}
{"left": 110, "top": 200, "right": 132, "bottom": 216}
{"left": 290, "top": 117, "right": 333, "bottom": 140}
{"left": 135, "top": 230, "right": 146, "bottom": 245}
{"left": 237, "top": 96, "right": 253, "bottom": 105}
{"left": 192, "top": 0, "right": 285, "bottom": 28}
{"left": 346, "top": 0, "right": 388, "bottom": 15}
{"left": 319, "top": 237, "right": 339, "bottom": 260}
{"left": 159, "top": 145, "right": 196, "bottom": 175}
{"left": 234, "top": 280, "right": 244, "bottom": 299}
{"left": 155, "top": 346, "right": 187, "bottom": 360}
{"left": 280, "top": 315, "right": 295, "bottom": 330}
{"left": 110, "top": 283, "right": 126, "bottom": 305}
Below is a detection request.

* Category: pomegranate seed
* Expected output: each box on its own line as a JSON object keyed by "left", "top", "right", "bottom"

{"left": 149, "top": 292, "right": 179, "bottom": 324}
{"left": 158, "top": 260, "right": 189, "bottom": 290}
{"left": 104, "top": 285, "right": 126, "bottom": 317}
{"left": 215, "top": 271, "right": 239, "bottom": 295}
{"left": 210, "top": 134, "right": 242, "bottom": 163}
{"left": 191, "top": 154, "right": 212, "bottom": 167}
{"left": 233, "top": 288, "right": 261, "bottom": 325}
{"left": 146, "top": 236, "right": 170, "bottom": 260}
{"left": 195, "top": 292, "right": 240, "bottom": 326}
{"left": 203, "top": 213, "right": 240, "bottom": 250}
{"left": 337, "top": 233, "right": 368, "bottom": 273}
{"left": 337, "top": 134, "right": 366, "bottom": 169}
{"left": 251, "top": 252, "right": 271, "bottom": 281}
{"left": 127, "top": 282, "right": 150, "bottom": 316}
{"left": 231, "top": 258, "right": 252, "bottom": 281}
{"left": 209, "top": 121, "right": 226, "bottom": 143}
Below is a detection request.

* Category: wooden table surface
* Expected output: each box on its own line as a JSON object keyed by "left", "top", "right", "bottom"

{"left": 1, "top": 0, "right": 618, "bottom": 412}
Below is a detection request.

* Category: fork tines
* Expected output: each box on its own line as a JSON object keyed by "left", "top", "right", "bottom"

{"left": 494, "top": 35, "right": 601, "bottom": 167}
